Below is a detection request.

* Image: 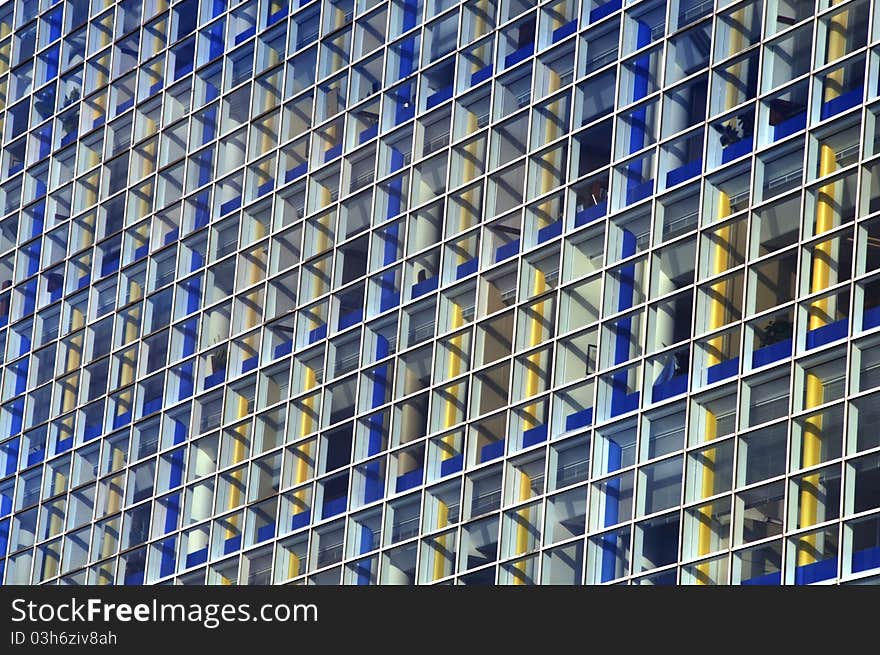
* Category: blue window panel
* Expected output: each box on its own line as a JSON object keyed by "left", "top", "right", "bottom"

{"left": 163, "top": 493, "right": 181, "bottom": 534}
{"left": 589, "top": 0, "right": 621, "bottom": 23}
{"left": 285, "top": 162, "right": 308, "bottom": 182}
{"left": 401, "top": 0, "right": 419, "bottom": 34}
{"left": 805, "top": 317, "right": 848, "bottom": 350}
{"left": 480, "top": 439, "right": 505, "bottom": 463}
{"left": 12, "top": 360, "right": 28, "bottom": 395}
{"left": 184, "top": 277, "right": 201, "bottom": 314}
{"left": 175, "top": 0, "right": 198, "bottom": 38}
{"left": 194, "top": 190, "right": 212, "bottom": 229}
{"left": 100, "top": 251, "right": 120, "bottom": 278}
{"left": 54, "top": 434, "right": 73, "bottom": 455}
{"left": 411, "top": 275, "right": 438, "bottom": 299}
{"left": 17, "top": 330, "right": 31, "bottom": 357}
{"left": 256, "top": 523, "right": 276, "bottom": 543}
{"left": 195, "top": 153, "right": 214, "bottom": 188}
{"left": 142, "top": 396, "right": 163, "bottom": 417}
{"left": 26, "top": 242, "right": 41, "bottom": 276}
{"left": 115, "top": 97, "right": 135, "bottom": 115}
{"left": 522, "top": 424, "right": 548, "bottom": 448}
{"left": 470, "top": 64, "right": 493, "bottom": 86}
{"left": 235, "top": 25, "right": 257, "bottom": 44}
{"left": 321, "top": 495, "right": 347, "bottom": 519}
{"left": 291, "top": 511, "right": 310, "bottom": 530}
{"left": 665, "top": 158, "right": 702, "bottom": 188}
{"left": 172, "top": 420, "right": 188, "bottom": 446}
{"left": 338, "top": 309, "right": 363, "bottom": 330}
{"left": 164, "top": 228, "right": 180, "bottom": 246}
{"left": 124, "top": 562, "right": 146, "bottom": 585}
{"left": 4, "top": 398, "right": 24, "bottom": 436}
{"left": 26, "top": 444, "right": 44, "bottom": 467}
{"left": 273, "top": 340, "right": 293, "bottom": 359}
{"left": 370, "top": 364, "right": 389, "bottom": 409}
{"left": 600, "top": 531, "right": 623, "bottom": 582}
{"left": 742, "top": 570, "right": 782, "bottom": 585}
{"left": 721, "top": 136, "right": 753, "bottom": 163}
{"left": 395, "top": 467, "right": 423, "bottom": 493}
{"left": 863, "top": 305, "right": 880, "bottom": 330}
{"left": 610, "top": 390, "right": 640, "bottom": 416}
{"left": 495, "top": 239, "right": 520, "bottom": 262}
{"left": 0, "top": 518, "right": 9, "bottom": 554}
{"left": 29, "top": 205, "right": 48, "bottom": 236}
{"left": 537, "top": 220, "right": 562, "bottom": 244}
{"left": 324, "top": 143, "right": 342, "bottom": 162}
{"left": 168, "top": 449, "right": 185, "bottom": 488}
{"left": 388, "top": 148, "right": 406, "bottom": 175}
{"left": 158, "top": 536, "right": 177, "bottom": 578}
{"left": 574, "top": 200, "right": 608, "bottom": 227}
{"left": 395, "top": 96, "right": 415, "bottom": 125}
{"left": 456, "top": 257, "right": 479, "bottom": 278}
{"left": 426, "top": 85, "right": 453, "bottom": 109}
{"left": 36, "top": 125, "right": 52, "bottom": 159}
{"left": 852, "top": 545, "right": 880, "bottom": 574}
{"left": 173, "top": 39, "right": 196, "bottom": 80}
{"left": 751, "top": 338, "right": 792, "bottom": 369}
{"left": 794, "top": 556, "right": 837, "bottom": 585}
{"left": 374, "top": 335, "right": 391, "bottom": 360}
{"left": 0, "top": 489, "right": 12, "bottom": 517}
{"left": 206, "top": 19, "right": 227, "bottom": 61}
{"left": 113, "top": 410, "right": 133, "bottom": 429}
{"left": 820, "top": 87, "right": 863, "bottom": 121}
{"left": 46, "top": 6, "right": 63, "bottom": 41}
{"left": 440, "top": 454, "right": 463, "bottom": 477}
{"left": 204, "top": 369, "right": 226, "bottom": 388}
{"left": 625, "top": 177, "right": 654, "bottom": 204}
{"left": 46, "top": 273, "right": 64, "bottom": 302}
{"left": 241, "top": 355, "right": 258, "bottom": 373}
{"left": 40, "top": 45, "right": 60, "bottom": 83}
{"left": 219, "top": 194, "right": 242, "bottom": 216}
{"left": 552, "top": 20, "right": 578, "bottom": 43}
{"left": 207, "top": 0, "right": 227, "bottom": 20}
{"left": 180, "top": 318, "right": 199, "bottom": 358}
{"left": 202, "top": 106, "right": 219, "bottom": 142}
{"left": 356, "top": 523, "right": 375, "bottom": 555}
{"left": 186, "top": 547, "right": 209, "bottom": 568}
{"left": 504, "top": 42, "right": 534, "bottom": 69}
{"left": 359, "top": 123, "right": 378, "bottom": 143}
{"left": 773, "top": 111, "right": 806, "bottom": 141}
{"left": 362, "top": 460, "right": 384, "bottom": 502}
{"left": 267, "top": 5, "right": 288, "bottom": 25}
{"left": 1, "top": 439, "right": 19, "bottom": 476}
{"left": 651, "top": 373, "right": 688, "bottom": 402}
{"left": 565, "top": 407, "right": 593, "bottom": 432}
{"left": 60, "top": 128, "right": 78, "bottom": 148}
{"left": 257, "top": 179, "right": 275, "bottom": 197}
{"left": 83, "top": 421, "right": 103, "bottom": 441}
{"left": 707, "top": 356, "right": 739, "bottom": 384}
{"left": 385, "top": 175, "right": 406, "bottom": 217}
{"left": 308, "top": 323, "right": 327, "bottom": 343}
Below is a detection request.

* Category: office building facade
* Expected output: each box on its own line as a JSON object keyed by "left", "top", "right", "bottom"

{"left": 1, "top": 0, "right": 880, "bottom": 585}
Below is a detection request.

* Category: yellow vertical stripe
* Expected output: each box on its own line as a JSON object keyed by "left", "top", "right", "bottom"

{"left": 797, "top": 8, "right": 847, "bottom": 568}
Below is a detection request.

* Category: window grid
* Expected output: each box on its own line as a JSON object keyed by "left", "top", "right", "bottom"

{"left": 0, "top": 0, "right": 879, "bottom": 586}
